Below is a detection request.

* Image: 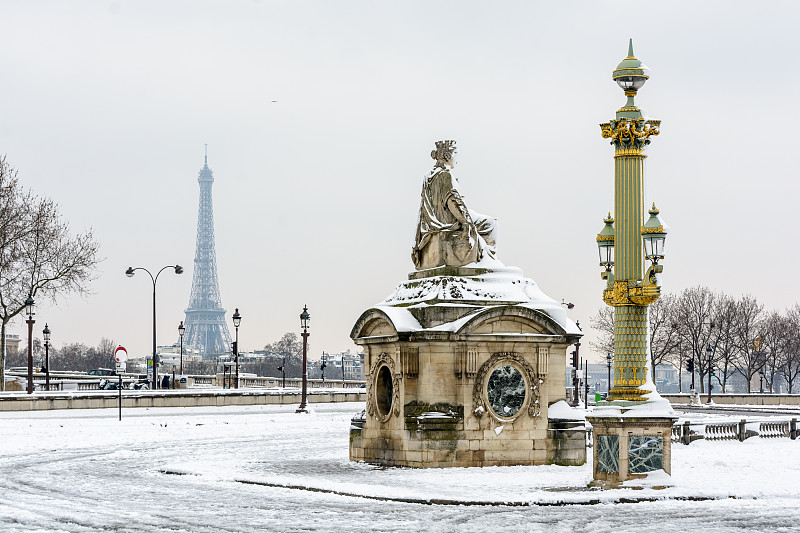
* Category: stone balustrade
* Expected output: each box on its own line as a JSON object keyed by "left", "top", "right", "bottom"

{"left": 0, "top": 389, "right": 366, "bottom": 411}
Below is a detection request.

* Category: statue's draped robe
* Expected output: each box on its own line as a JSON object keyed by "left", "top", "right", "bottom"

{"left": 412, "top": 169, "right": 497, "bottom": 269}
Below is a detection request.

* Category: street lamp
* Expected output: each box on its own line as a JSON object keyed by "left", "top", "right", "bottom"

{"left": 706, "top": 345, "right": 714, "bottom": 404}
{"left": 597, "top": 40, "right": 664, "bottom": 403}
{"left": 232, "top": 308, "right": 241, "bottom": 389}
{"left": 178, "top": 321, "right": 185, "bottom": 375}
{"left": 297, "top": 305, "right": 310, "bottom": 413}
{"left": 560, "top": 299, "right": 580, "bottom": 406}
{"left": 25, "top": 293, "right": 35, "bottom": 394}
{"left": 125, "top": 264, "right": 183, "bottom": 389}
{"left": 606, "top": 352, "right": 613, "bottom": 394}
{"left": 43, "top": 324, "right": 51, "bottom": 391}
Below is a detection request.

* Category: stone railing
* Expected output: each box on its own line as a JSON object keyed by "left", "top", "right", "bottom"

{"left": 210, "top": 374, "right": 365, "bottom": 390}
{"left": 671, "top": 418, "right": 798, "bottom": 445}
{"left": 662, "top": 393, "right": 800, "bottom": 406}
{"left": 0, "top": 388, "right": 367, "bottom": 412}
{"left": 5, "top": 370, "right": 366, "bottom": 391}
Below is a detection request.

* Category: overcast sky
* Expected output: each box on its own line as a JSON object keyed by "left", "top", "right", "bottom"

{"left": 2, "top": 1, "right": 799, "bottom": 363}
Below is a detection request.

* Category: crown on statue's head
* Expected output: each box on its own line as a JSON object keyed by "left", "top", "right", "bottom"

{"left": 431, "top": 140, "right": 457, "bottom": 168}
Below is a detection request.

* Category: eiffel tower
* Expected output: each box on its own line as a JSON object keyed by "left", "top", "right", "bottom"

{"left": 183, "top": 148, "right": 232, "bottom": 359}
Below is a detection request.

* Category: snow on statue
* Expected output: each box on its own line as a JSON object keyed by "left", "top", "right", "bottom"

{"left": 411, "top": 140, "right": 499, "bottom": 270}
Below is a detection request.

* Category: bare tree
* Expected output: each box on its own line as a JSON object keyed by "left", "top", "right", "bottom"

{"left": 776, "top": 304, "right": 800, "bottom": 393}
{"left": 648, "top": 293, "right": 679, "bottom": 383}
{"left": 709, "top": 294, "right": 737, "bottom": 392}
{"left": 761, "top": 311, "right": 788, "bottom": 393}
{"left": 588, "top": 305, "right": 614, "bottom": 356}
{"left": 263, "top": 333, "right": 304, "bottom": 378}
{"left": 0, "top": 156, "right": 100, "bottom": 389}
{"left": 730, "top": 295, "right": 765, "bottom": 393}
{"left": 673, "top": 286, "right": 718, "bottom": 393}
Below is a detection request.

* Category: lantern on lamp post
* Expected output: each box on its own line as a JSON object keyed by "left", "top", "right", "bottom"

{"left": 642, "top": 205, "right": 667, "bottom": 263}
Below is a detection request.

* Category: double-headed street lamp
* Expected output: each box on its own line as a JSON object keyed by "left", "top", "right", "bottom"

{"left": 232, "top": 308, "right": 241, "bottom": 389}
{"left": 297, "top": 305, "right": 310, "bottom": 413}
{"left": 125, "top": 264, "right": 183, "bottom": 390}
{"left": 178, "top": 321, "right": 185, "bottom": 375}
{"left": 43, "top": 324, "right": 51, "bottom": 391}
{"left": 24, "top": 293, "right": 35, "bottom": 394}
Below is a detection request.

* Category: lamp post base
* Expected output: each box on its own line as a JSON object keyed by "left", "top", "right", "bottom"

{"left": 586, "top": 413, "right": 676, "bottom": 487}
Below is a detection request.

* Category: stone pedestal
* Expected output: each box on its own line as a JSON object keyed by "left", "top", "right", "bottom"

{"left": 586, "top": 411, "right": 676, "bottom": 487}
{"left": 349, "top": 267, "right": 584, "bottom": 468}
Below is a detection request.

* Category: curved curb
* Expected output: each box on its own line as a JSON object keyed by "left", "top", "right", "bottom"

{"left": 160, "top": 469, "right": 735, "bottom": 507}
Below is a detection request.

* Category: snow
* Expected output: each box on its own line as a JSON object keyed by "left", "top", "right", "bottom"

{"left": 371, "top": 305, "right": 422, "bottom": 333}
{"left": 547, "top": 400, "right": 587, "bottom": 421}
{"left": 621, "top": 469, "right": 673, "bottom": 488}
{"left": 372, "top": 268, "right": 582, "bottom": 337}
{"left": 1, "top": 402, "right": 799, "bottom": 532}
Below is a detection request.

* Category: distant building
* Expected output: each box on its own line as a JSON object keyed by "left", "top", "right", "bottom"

{"left": 566, "top": 362, "right": 681, "bottom": 394}
{"left": 321, "top": 349, "right": 364, "bottom": 380}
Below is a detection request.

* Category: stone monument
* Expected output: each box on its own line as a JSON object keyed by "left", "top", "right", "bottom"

{"left": 349, "top": 141, "right": 585, "bottom": 468}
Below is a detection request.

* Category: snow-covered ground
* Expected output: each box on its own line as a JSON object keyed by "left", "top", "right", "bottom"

{"left": 1, "top": 402, "right": 798, "bottom": 532}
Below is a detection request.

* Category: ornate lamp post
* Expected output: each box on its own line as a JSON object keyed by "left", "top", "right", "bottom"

{"left": 25, "top": 293, "right": 35, "bottom": 394}
{"left": 43, "top": 324, "right": 51, "bottom": 391}
{"left": 296, "top": 305, "right": 310, "bottom": 413}
{"left": 232, "top": 308, "right": 241, "bottom": 389}
{"left": 606, "top": 352, "right": 613, "bottom": 394}
{"left": 587, "top": 41, "right": 676, "bottom": 486}
{"left": 706, "top": 345, "right": 714, "bottom": 404}
{"left": 178, "top": 321, "right": 185, "bottom": 375}
{"left": 597, "top": 40, "right": 666, "bottom": 402}
{"left": 125, "top": 265, "right": 183, "bottom": 389}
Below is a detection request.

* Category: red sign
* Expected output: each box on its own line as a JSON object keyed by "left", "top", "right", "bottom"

{"left": 114, "top": 346, "right": 128, "bottom": 362}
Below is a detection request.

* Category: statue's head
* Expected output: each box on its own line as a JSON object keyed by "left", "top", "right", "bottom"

{"left": 431, "top": 140, "right": 457, "bottom": 169}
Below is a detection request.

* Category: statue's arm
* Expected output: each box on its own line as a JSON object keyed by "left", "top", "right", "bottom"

{"left": 446, "top": 194, "right": 472, "bottom": 227}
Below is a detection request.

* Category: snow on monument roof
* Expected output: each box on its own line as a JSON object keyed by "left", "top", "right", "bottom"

{"left": 372, "top": 267, "right": 582, "bottom": 336}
